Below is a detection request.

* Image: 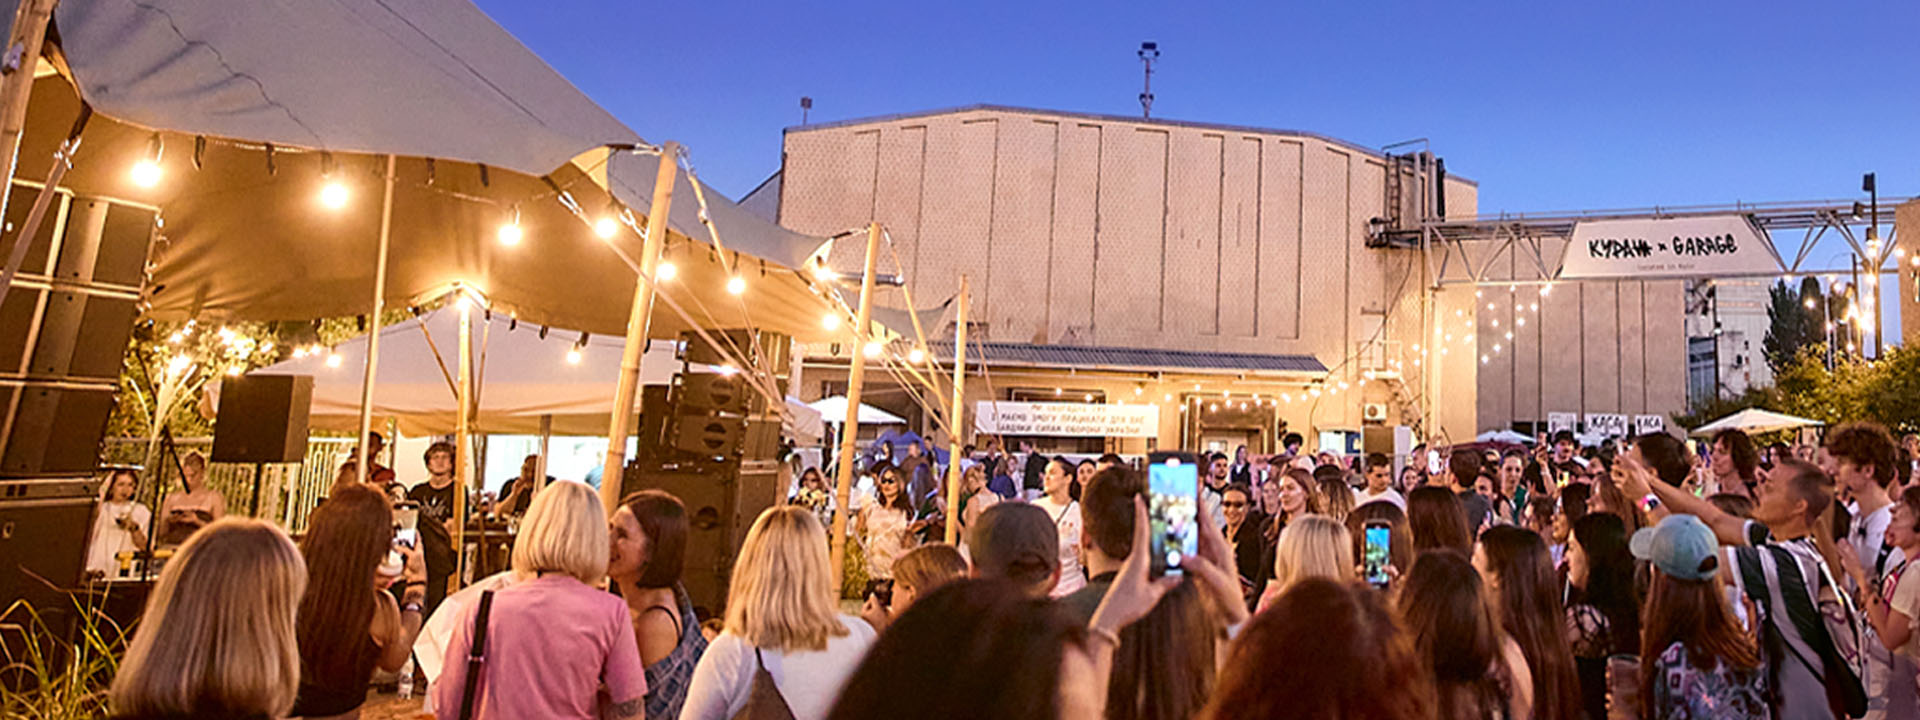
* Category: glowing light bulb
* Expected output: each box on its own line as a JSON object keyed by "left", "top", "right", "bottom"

{"left": 726, "top": 276, "right": 746, "bottom": 295}
{"left": 821, "top": 313, "right": 840, "bottom": 331}
{"left": 167, "top": 354, "right": 191, "bottom": 375}
{"left": 1481, "top": 354, "right": 1490, "bottom": 364}
{"left": 225, "top": 366, "right": 242, "bottom": 377}
{"left": 325, "top": 353, "right": 343, "bottom": 368}
{"left": 1493, "top": 343, "right": 1502, "bottom": 353}
{"left": 1055, "top": 387, "right": 1064, "bottom": 396}
{"left": 863, "top": 342, "right": 882, "bottom": 358}
{"left": 907, "top": 348, "right": 925, "bottom": 364}
{"left": 812, "top": 265, "right": 838, "bottom": 282}
{"left": 1539, "top": 284, "right": 1553, "bottom": 296}
{"left": 1163, "top": 393, "right": 1173, "bottom": 402}
{"left": 1086, "top": 394, "right": 1096, "bottom": 402}
{"left": 497, "top": 222, "right": 523, "bottom": 246}
{"left": 566, "top": 348, "right": 582, "bottom": 364}
{"left": 319, "top": 182, "right": 349, "bottom": 209}
{"left": 655, "top": 262, "right": 677, "bottom": 282}
{"left": 131, "top": 160, "right": 162, "bottom": 188}
{"left": 594, "top": 217, "right": 618, "bottom": 238}
{"left": 1505, "top": 331, "right": 1514, "bottom": 340}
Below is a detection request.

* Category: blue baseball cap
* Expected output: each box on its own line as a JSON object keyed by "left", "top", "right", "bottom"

{"left": 1630, "top": 514, "right": 1721, "bottom": 582}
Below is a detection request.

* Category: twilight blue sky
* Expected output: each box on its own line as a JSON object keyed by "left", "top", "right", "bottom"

{"left": 476, "top": 0, "right": 1917, "bottom": 330}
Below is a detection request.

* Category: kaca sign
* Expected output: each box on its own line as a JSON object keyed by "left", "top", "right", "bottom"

{"left": 1559, "top": 215, "right": 1784, "bottom": 279}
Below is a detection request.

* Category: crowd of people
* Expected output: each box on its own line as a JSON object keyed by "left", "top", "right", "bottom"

{"left": 90, "top": 419, "right": 1920, "bottom": 720}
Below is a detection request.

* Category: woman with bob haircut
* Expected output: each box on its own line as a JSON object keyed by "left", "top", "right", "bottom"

{"left": 1201, "top": 578, "right": 1436, "bottom": 720}
{"left": 862, "top": 542, "right": 970, "bottom": 631}
{"left": 1407, "top": 485, "right": 1473, "bottom": 555}
{"left": 108, "top": 518, "right": 306, "bottom": 720}
{"left": 609, "top": 489, "right": 708, "bottom": 720}
{"left": 433, "top": 481, "right": 646, "bottom": 719}
{"left": 682, "top": 505, "right": 878, "bottom": 720}
{"left": 291, "top": 483, "right": 427, "bottom": 719}
{"left": 1257, "top": 515, "right": 1354, "bottom": 612}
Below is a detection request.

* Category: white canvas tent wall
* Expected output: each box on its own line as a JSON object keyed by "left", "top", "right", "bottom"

{"left": 242, "top": 307, "right": 824, "bottom": 440}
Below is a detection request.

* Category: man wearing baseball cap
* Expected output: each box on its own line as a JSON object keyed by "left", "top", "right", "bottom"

{"left": 967, "top": 502, "right": 1060, "bottom": 598}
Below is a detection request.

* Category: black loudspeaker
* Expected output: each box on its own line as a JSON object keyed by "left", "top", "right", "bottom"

{"left": 634, "top": 384, "right": 672, "bottom": 463}
{"left": 211, "top": 375, "right": 313, "bottom": 464}
{"left": 0, "top": 188, "right": 154, "bottom": 476}
{"left": 679, "top": 372, "right": 748, "bottom": 415}
{"left": 673, "top": 415, "right": 743, "bottom": 457}
{"left": 623, "top": 460, "right": 783, "bottom": 615}
{"left": 0, "top": 480, "right": 95, "bottom": 667}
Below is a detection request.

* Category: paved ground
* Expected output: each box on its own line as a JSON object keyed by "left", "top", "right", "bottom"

{"left": 361, "top": 689, "right": 428, "bottom": 720}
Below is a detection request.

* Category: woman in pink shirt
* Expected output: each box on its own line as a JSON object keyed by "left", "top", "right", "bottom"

{"left": 434, "top": 481, "right": 646, "bottom": 719}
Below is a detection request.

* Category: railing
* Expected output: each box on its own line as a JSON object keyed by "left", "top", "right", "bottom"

{"left": 101, "top": 437, "right": 360, "bottom": 533}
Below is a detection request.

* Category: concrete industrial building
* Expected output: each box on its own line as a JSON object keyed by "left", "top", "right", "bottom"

{"left": 766, "top": 105, "right": 1689, "bottom": 454}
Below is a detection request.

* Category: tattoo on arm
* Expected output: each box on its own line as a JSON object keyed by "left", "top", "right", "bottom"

{"left": 608, "top": 698, "right": 644, "bottom": 718}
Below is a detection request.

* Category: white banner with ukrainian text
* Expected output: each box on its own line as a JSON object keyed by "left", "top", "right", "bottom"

{"left": 974, "top": 401, "right": 1160, "bottom": 438}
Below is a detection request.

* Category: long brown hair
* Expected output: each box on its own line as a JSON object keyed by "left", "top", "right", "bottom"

{"left": 297, "top": 483, "right": 393, "bottom": 692}
{"left": 1399, "top": 549, "right": 1507, "bottom": 720}
{"left": 1202, "top": 578, "right": 1434, "bottom": 720}
{"left": 1407, "top": 486, "right": 1472, "bottom": 555}
{"left": 1478, "top": 526, "right": 1582, "bottom": 720}
{"left": 1109, "top": 581, "right": 1216, "bottom": 720}
{"left": 1640, "top": 570, "right": 1761, "bottom": 717}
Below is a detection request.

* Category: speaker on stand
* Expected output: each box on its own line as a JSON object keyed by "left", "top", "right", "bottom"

{"left": 210, "top": 374, "right": 313, "bottom": 516}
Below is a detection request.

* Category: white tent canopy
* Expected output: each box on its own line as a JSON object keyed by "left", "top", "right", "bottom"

{"left": 243, "top": 307, "right": 823, "bottom": 438}
{"left": 1475, "top": 430, "right": 1535, "bottom": 445}
{"left": 1689, "top": 408, "right": 1826, "bottom": 438}
{"left": 808, "top": 395, "right": 906, "bottom": 426}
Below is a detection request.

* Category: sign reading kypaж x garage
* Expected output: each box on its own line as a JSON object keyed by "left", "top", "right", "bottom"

{"left": 1558, "top": 215, "right": 1785, "bottom": 279}
{"left": 975, "top": 401, "right": 1161, "bottom": 438}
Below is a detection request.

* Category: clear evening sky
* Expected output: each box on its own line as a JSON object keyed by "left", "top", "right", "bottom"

{"left": 474, "top": 0, "right": 1918, "bottom": 337}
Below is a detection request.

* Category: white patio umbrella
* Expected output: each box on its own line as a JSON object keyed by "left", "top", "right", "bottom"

{"left": 1688, "top": 408, "right": 1825, "bottom": 438}
{"left": 807, "top": 395, "right": 905, "bottom": 426}
{"left": 1475, "top": 429, "right": 1536, "bottom": 445}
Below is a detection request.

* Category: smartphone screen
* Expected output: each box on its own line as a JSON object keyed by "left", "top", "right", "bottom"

{"left": 1148, "top": 459, "right": 1200, "bottom": 576}
{"left": 1425, "top": 450, "right": 1442, "bottom": 475}
{"left": 394, "top": 527, "right": 419, "bottom": 550}
{"left": 1363, "top": 521, "right": 1392, "bottom": 587}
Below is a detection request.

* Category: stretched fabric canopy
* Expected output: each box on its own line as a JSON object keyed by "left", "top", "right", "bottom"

{"left": 2, "top": 0, "right": 834, "bottom": 336}
{"left": 808, "top": 395, "right": 905, "bottom": 426}
{"left": 243, "top": 307, "right": 825, "bottom": 438}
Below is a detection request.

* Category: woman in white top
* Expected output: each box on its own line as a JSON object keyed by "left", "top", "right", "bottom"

{"left": 682, "top": 505, "right": 877, "bottom": 720}
{"left": 857, "top": 464, "right": 923, "bottom": 582}
{"left": 1030, "top": 457, "right": 1085, "bottom": 597}
{"left": 86, "top": 469, "right": 151, "bottom": 578}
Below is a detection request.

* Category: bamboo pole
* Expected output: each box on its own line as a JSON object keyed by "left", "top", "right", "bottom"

{"left": 0, "top": 0, "right": 53, "bottom": 229}
{"left": 536, "top": 414, "right": 552, "bottom": 496}
{"left": 453, "top": 298, "right": 472, "bottom": 586}
{"left": 355, "top": 155, "right": 397, "bottom": 481}
{"left": 602, "top": 143, "right": 679, "bottom": 518}
{"left": 828, "top": 222, "right": 882, "bottom": 592}
{"left": 943, "top": 276, "right": 971, "bottom": 544}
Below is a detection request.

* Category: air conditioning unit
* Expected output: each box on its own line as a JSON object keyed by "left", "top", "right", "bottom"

{"left": 1362, "top": 403, "right": 1388, "bottom": 423}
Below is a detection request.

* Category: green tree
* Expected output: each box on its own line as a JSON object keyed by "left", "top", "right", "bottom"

{"left": 1763, "top": 278, "right": 1822, "bottom": 374}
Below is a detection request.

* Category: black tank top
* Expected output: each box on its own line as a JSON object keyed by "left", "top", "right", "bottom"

{"left": 290, "top": 632, "right": 381, "bottom": 717}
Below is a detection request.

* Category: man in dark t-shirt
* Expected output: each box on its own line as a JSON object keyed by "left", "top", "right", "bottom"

{"left": 1449, "top": 448, "right": 1491, "bottom": 532}
{"left": 407, "top": 441, "right": 464, "bottom": 615}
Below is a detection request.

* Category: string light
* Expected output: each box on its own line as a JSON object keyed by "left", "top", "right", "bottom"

{"left": 812, "top": 264, "right": 838, "bottom": 282}
{"left": 726, "top": 276, "right": 746, "bottom": 295}
{"left": 566, "top": 347, "right": 582, "bottom": 364}
{"left": 498, "top": 208, "right": 524, "bottom": 246}
{"left": 821, "top": 313, "right": 840, "bottom": 331}
{"left": 225, "top": 366, "right": 243, "bottom": 377}
{"left": 325, "top": 352, "right": 343, "bottom": 368}
{"left": 1054, "top": 387, "right": 1064, "bottom": 396}
{"left": 1163, "top": 393, "right": 1173, "bottom": 402}
{"left": 863, "top": 341, "right": 882, "bottom": 358}
{"left": 1085, "top": 393, "right": 1096, "bottom": 402}
{"left": 1539, "top": 284, "right": 1553, "bottom": 297}
{"left": 166, "top": 354, "right": 192, "bottom": 375}
{"left": 907, "top": 348, "right": 926, "bottom": 364}
{"left": 319, "top": 181, "right": 349, "bottom": 209}
{"left": 131, "top": 134, "right": 164, "bottom": 188}
{"left": 594, "top": 217, "right": 618, "bottom": 239}
{"left": 655, "top": 262, "right": 678, "bottom": 282}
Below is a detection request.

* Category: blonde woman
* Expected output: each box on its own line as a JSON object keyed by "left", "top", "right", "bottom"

{"left": 108, "top": 518, "right": 306, "bottom": 720}
{"left": 1257, "top": 515, "right": 1355, "bottom": 612}
{"left": 859, "top": 543, "right": 970, "bottom": 632}
{"left": 682, "top": 505, "right": 879, "bottom": 720}
{"left": 432, "top": 481, "right": 646, "bottom": 719}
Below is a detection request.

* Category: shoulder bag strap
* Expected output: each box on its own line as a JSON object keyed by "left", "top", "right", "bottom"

{"left": 459, "top": 590, "right": 496, "bottom": 720}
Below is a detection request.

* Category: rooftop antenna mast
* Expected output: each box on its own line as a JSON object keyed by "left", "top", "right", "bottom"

{"left": 1137, "top": 41, "right": 1159, "bottom": 118}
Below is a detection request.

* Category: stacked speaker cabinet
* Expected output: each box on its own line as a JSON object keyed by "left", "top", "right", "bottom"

{"left": 623, "top": 330, "right": 792, "bottom": 615}
{"left": 0, "top": 183, "right": 157, "bottom": 662}
{"left": 0, "top": 184, "right": 155, "bottom": 477}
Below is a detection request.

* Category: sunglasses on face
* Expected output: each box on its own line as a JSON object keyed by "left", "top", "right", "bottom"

{"left": 1222, "top": 501, "right": 1248, "bottom": 509}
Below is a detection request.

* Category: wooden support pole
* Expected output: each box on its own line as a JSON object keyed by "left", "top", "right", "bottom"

{"left": 942, "top": 276, "right": 970, "bottom": 544}
{"left": 453, "top": 299, "right": 473, "bottom": 586}
{"left": 356, "top": 155, "right": 397, "bottom": 481}
{"left": 828, "top": 222, "right": 882, "bottom": 593}
{"left": 602, "top": 142, "right": 679, "bottom": 517}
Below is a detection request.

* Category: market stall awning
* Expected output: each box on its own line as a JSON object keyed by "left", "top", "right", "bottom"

{"left": 808, "top": 395, "right": 906, "bottom": 426}
{"left": 1688, "top": 408, "right": 1825, "bottom": 438}
{"left": 4, "top": 0, "right": 836, "bottom": 338}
